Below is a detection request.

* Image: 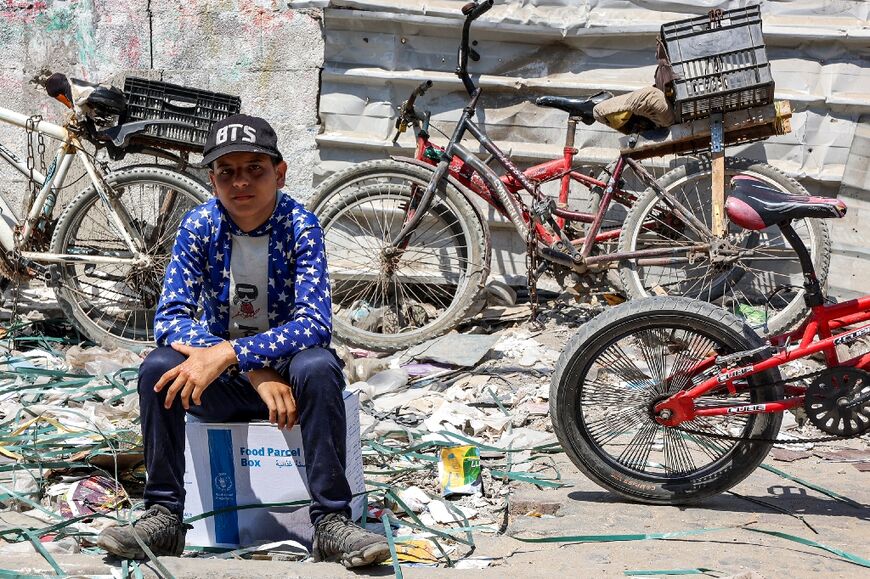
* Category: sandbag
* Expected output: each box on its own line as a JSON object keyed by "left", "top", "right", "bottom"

{"left": 593, "top": 86, "right": 675, "bottom": 133}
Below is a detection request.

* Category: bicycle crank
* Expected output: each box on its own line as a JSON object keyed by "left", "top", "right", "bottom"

{"left": 803, "top": 368, "right": 870, "bottom": 437}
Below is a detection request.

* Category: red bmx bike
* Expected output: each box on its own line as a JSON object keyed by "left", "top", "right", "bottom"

{"left": 551, "top": 176, "right": 863, "bottom": 502}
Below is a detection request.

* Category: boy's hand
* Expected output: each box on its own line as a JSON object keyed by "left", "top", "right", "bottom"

{"left": 248, "top": 368, "right": 297, "bottom": 430}
{"left": 155, "top": 341, "right": 237, "bottom": 410}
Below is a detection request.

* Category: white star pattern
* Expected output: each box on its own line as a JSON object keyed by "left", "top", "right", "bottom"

{"left": 153, "top": 199, "right": 332, "bottom": 372}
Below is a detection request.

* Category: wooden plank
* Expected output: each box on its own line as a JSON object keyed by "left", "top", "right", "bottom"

{"left": 711, "top": 150, "right": 726, "bottom": 236}
{"left": 620, "top": 101, "right": 793, "bottom": 160}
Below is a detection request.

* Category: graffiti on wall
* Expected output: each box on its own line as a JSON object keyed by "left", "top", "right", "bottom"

{"left": 0, "top": 0, "right": 325, "bottom": 200}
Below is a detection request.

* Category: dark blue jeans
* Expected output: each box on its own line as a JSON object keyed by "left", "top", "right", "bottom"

{"left": 138, "top": 346, "right": 352, "bottom": 525}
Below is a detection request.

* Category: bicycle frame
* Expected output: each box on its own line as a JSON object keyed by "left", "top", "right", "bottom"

{"left": 654, "top": 298, "right": 870, "bottom": 426}
{"left": 653, "top": 220, "right": 870, "bottom": 426}
{"left": 0, "top": 106, "right": 145, "bottom": 269}
{"left": 388, "top": 2, "right": 712, "bottom": 274}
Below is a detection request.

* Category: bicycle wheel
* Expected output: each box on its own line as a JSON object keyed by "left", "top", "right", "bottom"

{"left": 585, "top": 162, "right": 668, "bottom": 293}
{"left": 550, "top": 296, "right": 783, "bottom": 504}
{"left": 312, "top": 159, "right": 489, "bottom": 352}
{"left": 618, "top": 157, "right": 830, "bottom": 335}
{"left": 50, "top": 165, "right": 209, "bottom": 351}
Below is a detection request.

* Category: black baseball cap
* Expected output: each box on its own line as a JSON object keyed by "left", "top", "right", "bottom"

{"left": 199, "top": 114, "right": 283, "bottom": 167}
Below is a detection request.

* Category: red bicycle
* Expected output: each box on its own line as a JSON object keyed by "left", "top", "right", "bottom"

{"left": 309, "top": 0, "right": 829, "bottom": 352}
{"left": 550, "top": 176, "right": 862, "bottom": 502}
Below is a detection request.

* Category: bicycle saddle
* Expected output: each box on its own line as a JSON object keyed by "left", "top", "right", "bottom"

{"left": 725, "top": 175, "right": 846, "bottom": 230}
{"left": 535, "top": 91, "right": 613, "bottom": 124}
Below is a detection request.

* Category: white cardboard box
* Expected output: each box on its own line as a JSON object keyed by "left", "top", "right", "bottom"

{"left": 182, "top": 391, "right": 365, "bottom": 548}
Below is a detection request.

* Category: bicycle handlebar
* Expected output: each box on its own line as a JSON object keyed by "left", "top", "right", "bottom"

{"left": 462, "top": 0, "right": 493, "bottom": 20}
{"left": 393, "top": 80, "right": 433, "bottom": 142}
{"left": 457, "top": 0, "right": 493, "bottom": 96}
{"left": 405, "top": 80, "right": 433, "bottom": 114}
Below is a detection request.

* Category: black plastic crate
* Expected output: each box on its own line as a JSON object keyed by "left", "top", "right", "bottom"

{"left": 661, "top": 5, "right": 774, "bottom": 123}
{"left": 122, "top": 78, "right": 241, "bottom": 150}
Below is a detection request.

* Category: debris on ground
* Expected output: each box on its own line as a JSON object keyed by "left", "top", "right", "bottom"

{"left": 1, "top": 282, "right": 868, "bottom": 576}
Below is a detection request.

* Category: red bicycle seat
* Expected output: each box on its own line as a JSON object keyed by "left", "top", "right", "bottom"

{"left": 725, "top": 175, "right": 846, "bottom": 230}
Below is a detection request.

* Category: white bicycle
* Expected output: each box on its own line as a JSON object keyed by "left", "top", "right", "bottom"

{"left": 0, "top": 73, "right": 210, "bottom": 350}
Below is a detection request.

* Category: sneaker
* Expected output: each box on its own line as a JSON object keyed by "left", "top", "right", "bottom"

{"left": 313, "top": 512, "right": 391, "bottom": 568}
{"left": 97, "top": 505, "right": 188, "bottom": 559}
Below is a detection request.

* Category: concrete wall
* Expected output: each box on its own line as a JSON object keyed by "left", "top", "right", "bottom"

{"left": 0, "top": 0, "right": 325, "bottom": 210}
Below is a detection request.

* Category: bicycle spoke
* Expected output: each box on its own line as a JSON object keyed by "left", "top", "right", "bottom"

{"left": 58, "top": 178, "right": 202, "bottom": 344}
{"left": 662, "top": 427, "right": 697, "bottom": 474}
{"left": 321, "top": 183, "right": 477, "bottom": 339}
{"left": 577, "top": 321, "right": 765, "bottom": 479}
{"left": 617, "top": 422, "right": 661, "bottom": 471}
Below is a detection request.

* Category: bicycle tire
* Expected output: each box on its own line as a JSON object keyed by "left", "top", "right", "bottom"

{"left": 50, "top": 165, "right": 209, "bottom": 351}
{"left": 550, "top": 296, "right": 783, "bottom": 504}
{"left": 310, "top": 159, "right": 489, "bottom": 352}
{"left": 617, "top": 157, "right": 831, "bottom": 335}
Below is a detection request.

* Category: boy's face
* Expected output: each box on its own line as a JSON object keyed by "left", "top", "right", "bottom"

{"left": 209, "top": 152, "right": 287, "bottom": 231}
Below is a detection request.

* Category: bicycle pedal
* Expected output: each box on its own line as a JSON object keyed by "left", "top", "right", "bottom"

{"left": 539, "top": 245, "right": 583, "bottom": 268}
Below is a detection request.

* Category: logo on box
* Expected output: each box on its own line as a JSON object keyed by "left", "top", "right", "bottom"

{"left": 214, "top": 473, "right": 233, "bottom": 493}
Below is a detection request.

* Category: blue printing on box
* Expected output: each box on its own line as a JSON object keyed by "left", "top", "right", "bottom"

{"left": 207, "top": 429, "right": 240, "bottom": 545}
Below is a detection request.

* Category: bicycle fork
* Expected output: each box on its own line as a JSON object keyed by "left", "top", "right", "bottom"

{"left": 390, "top": 91, "right": 485, "bottom": 249}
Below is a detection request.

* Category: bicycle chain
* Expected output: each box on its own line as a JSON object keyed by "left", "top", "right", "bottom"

{"left": 672, "top": 365, "right": 867, "bottom": 444}
{"left": 525, "top": 213, "right": 540, "bottom": 326}
{"left": 2, "top": 117, "right": 48, "bottom": 342}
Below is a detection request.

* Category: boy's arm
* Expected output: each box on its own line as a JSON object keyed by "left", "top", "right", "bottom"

{"left": 154, "top": 222, "right": 225, "bottom": 348}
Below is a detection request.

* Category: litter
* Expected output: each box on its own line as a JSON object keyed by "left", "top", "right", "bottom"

{"left": 401, "top": 334, "right": 500, "bottom": 368}
{"left": 438, "top": 445, "right": 483, "bottom": 498}
{"left": 56, "top": 475, "right": 129, "bottom": 519}
{"left": 350, "top": 368, "right": 409, "bottom": 401}
{"left": 426, "top": 500, "right": 464, "bottom": 524}
{"left": 424, "top": 400, "right": 512, "bottom": 436}
{"left": 393, "top": 538, "right": 440, "bottom": 564}
{"left": 454, "top": 556, "right": 495, "bottom": 569}
{"left": 397, "top": 486, "right": 431, "bottom": 513}
{"left": 65, "top": 346, "right": 142, "bottom": 377}
{"left": 401, "top": 362, "right": 452, "bottom": 377}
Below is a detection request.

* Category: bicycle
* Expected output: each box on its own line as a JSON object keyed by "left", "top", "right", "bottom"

{"left": 0, "top": 73, "right": 211, "bottom": 350}
{"left": 310, "top": 0, "right": 829, "bottom": 353}
{"left": 550, "top": 175, "right": 863, "bottom": 502}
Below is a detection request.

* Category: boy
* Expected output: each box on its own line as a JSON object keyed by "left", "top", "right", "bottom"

{"left": 98, "top": 114, "right": 390, "bottom": 569}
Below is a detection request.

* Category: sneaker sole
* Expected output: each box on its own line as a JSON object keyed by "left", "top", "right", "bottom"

{"left": 96, "top": 535, "right": 145, "bottom": 560}
{"left": 339, "top": 543, "right": 392, "bottom": 569}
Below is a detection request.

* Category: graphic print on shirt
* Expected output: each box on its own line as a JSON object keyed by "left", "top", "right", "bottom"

{"left": 229, "top": 234, "right": 270, "bottom": 339}
{"left": 233, "top": 284, "right": 260, "bottom": 319}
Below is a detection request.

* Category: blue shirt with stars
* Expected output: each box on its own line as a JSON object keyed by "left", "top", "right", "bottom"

{"left": 153, "top": 192, "right": 333, "bottom": 372}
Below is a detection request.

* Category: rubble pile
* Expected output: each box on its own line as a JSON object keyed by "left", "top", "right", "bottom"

{"left": 0, "top": 282, "right": 868, "bottom": 575}
{"left": 0, "top": 290, "right": 595, "bottom": 571}
{"left": 0, "top": 344, "right": 144, "bottom": 562}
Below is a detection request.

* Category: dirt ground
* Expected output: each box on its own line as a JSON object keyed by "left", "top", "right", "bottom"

{"left": 4, "top": 447, "right": 867, "bottom": 578}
